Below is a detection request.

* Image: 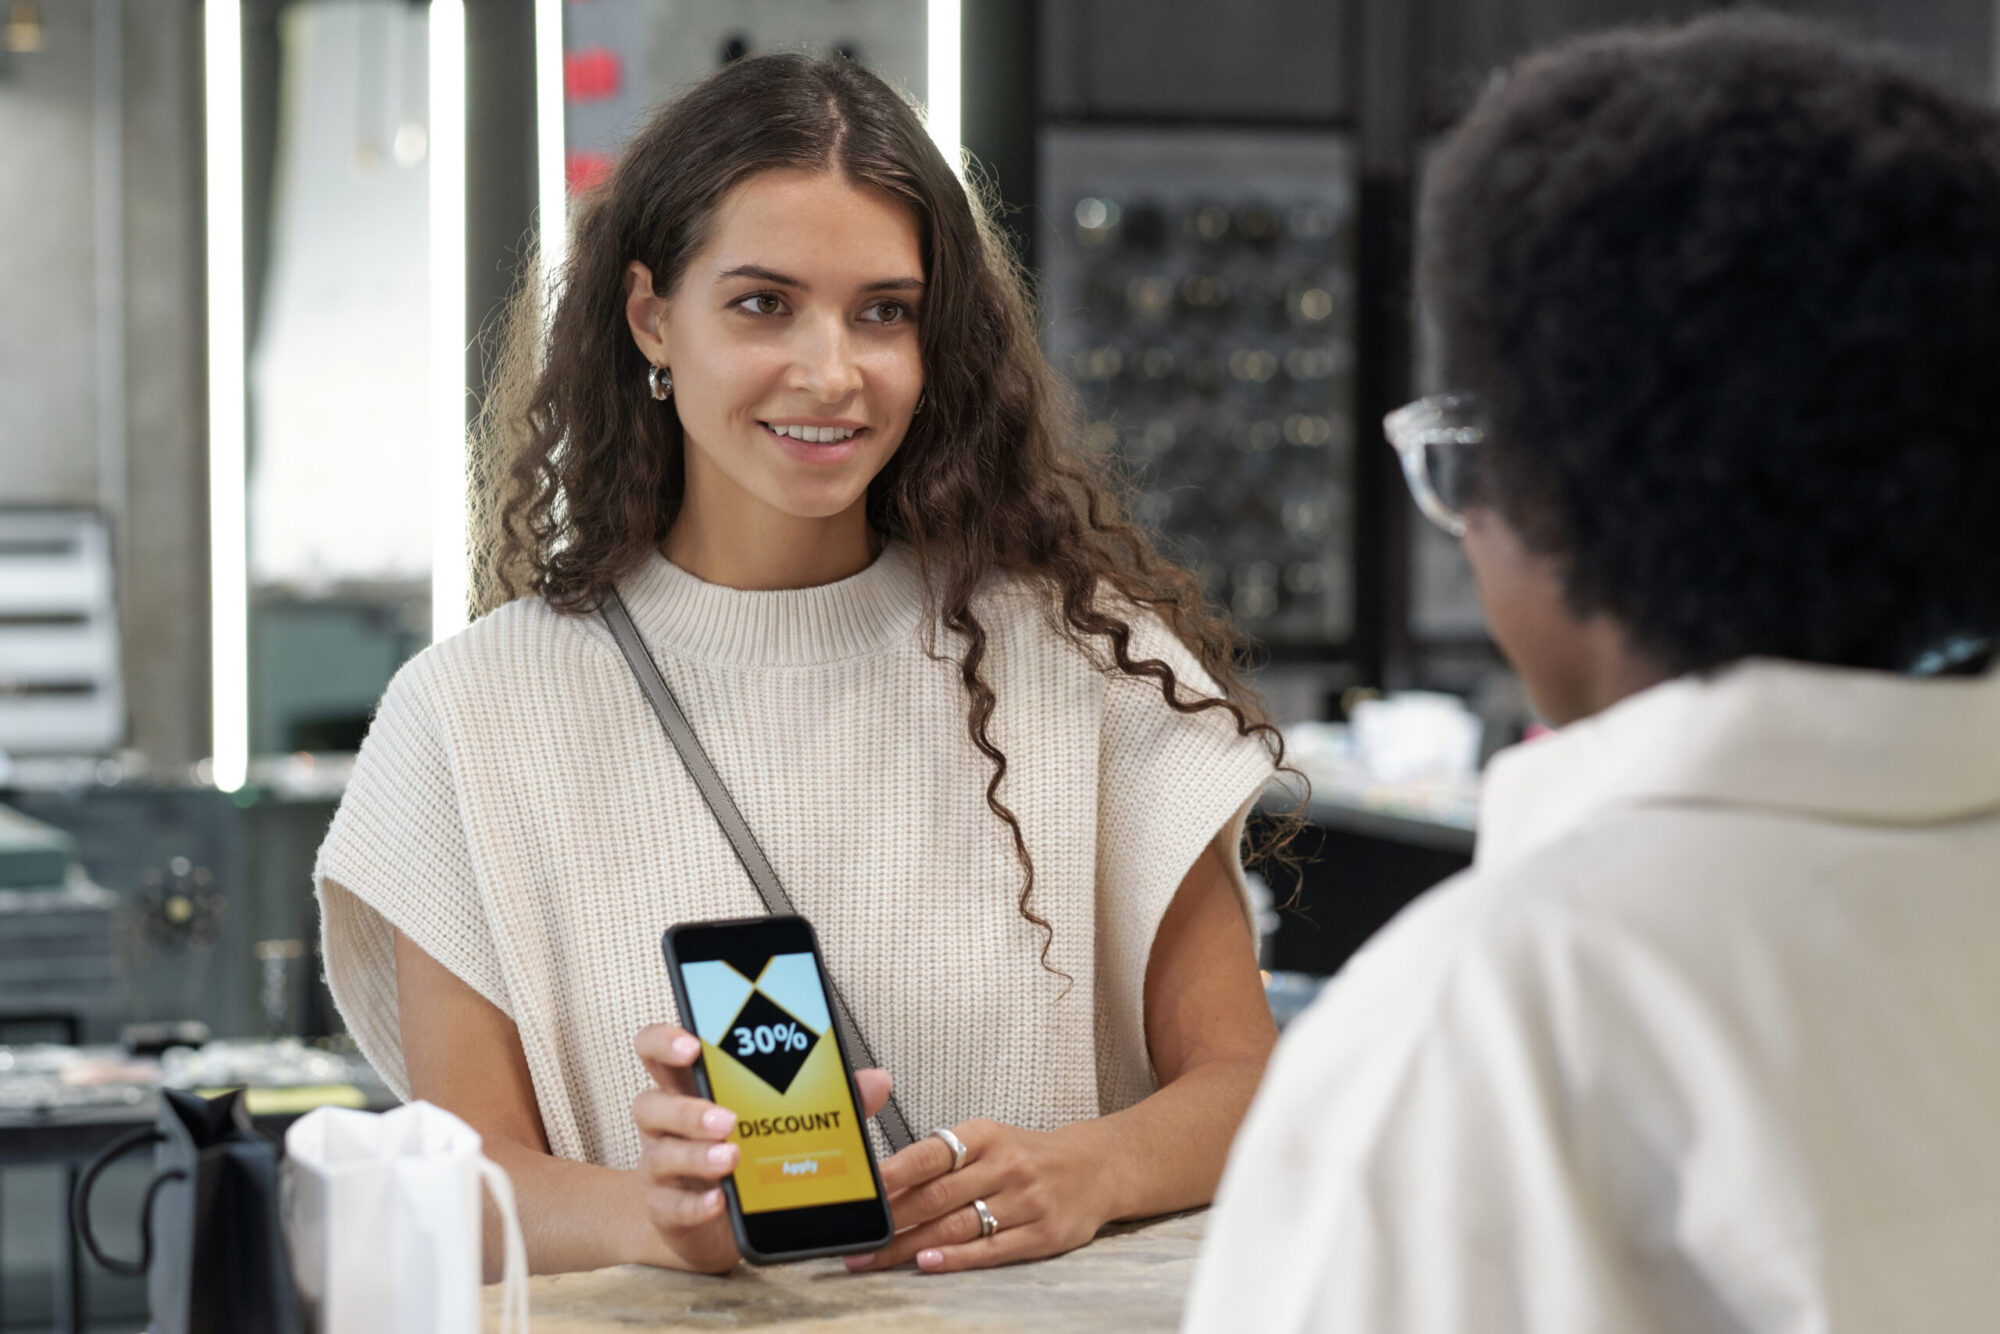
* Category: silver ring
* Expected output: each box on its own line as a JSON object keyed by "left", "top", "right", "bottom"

{"left": 929, "top": 1127, "right": 969, "bottom": 1172}
{"left": 972, "top": 1197, "right": 998, "bottom": 1238}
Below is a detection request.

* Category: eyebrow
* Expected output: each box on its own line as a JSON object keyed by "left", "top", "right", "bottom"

{"left": 717, "top": 263, "right": 926, "bottom": 294}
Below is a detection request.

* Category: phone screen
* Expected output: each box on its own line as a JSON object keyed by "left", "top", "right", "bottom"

{"left": 663, "top": 916, "right": 891, "bottom": 1259}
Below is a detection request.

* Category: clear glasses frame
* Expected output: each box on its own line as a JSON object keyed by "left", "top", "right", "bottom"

{"left": 1383, "top": 393, "right": 1484, "bottom": 538}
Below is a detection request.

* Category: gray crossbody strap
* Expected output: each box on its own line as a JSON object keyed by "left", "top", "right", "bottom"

{"left": 601, "top": 592, "right": 915, "bottom": 1152}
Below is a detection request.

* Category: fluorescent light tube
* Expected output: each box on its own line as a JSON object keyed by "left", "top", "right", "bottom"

{"left": 205, "top": 0, "right": 247, "bottom": 791}
{"left": 429, "top": 0, "right": 468, "bottom": 641}
{"left": 535, "top": 0, "right": 566, "bottom": 298}
{"left": 927, "top": 0, "right": 960, "bottom": 171}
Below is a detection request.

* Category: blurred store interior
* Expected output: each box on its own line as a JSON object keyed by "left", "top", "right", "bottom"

{"left": 0, "top": 0, "right": 1995, "bottom": 1326}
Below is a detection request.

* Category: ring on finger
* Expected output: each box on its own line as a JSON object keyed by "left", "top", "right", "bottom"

{"left": 972, "top": 1198, "right": 998, "bottom": 1238}
{"left": 929, "top": 1127, "right": 969, "bottom": 1173}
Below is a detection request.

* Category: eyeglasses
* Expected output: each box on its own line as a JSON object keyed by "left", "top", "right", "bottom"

{"left": 1384, "top": 393, "right": 1484, "bottom": 538}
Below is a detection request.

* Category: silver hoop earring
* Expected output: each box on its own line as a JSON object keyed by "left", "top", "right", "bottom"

{"left": 648, "top": 365, "right": 674, "bottom": 401}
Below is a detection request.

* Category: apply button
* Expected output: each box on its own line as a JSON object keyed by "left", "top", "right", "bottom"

{"left": 757, "top": 1150, "right": 849, "bottom": 1184}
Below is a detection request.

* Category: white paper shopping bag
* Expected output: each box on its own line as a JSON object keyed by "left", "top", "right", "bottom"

{"left": 285, "top": 1101, "right": 527, "bottom": 1334}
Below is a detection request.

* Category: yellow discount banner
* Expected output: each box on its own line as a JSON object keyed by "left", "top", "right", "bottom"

{"left": 681, "top": 951, "right": 876, "bottom": 1215}
{"left": 705, "top": 1032, "right": 874, "bottom": 1213}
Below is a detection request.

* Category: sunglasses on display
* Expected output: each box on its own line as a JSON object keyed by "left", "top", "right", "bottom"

{"left": 1384, "top": 393, "right": 1485, "bottom": 538}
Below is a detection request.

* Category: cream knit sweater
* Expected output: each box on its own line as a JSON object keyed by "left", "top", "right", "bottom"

{"left": 316, "top": 545, "right": 1275, "bottom": 1167}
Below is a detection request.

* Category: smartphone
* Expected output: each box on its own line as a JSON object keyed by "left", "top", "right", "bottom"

{"left": 660, "top": 914, "right": 895, "bottom": 1264}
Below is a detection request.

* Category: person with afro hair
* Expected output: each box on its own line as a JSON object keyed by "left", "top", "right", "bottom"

{"left": 1187, "top": 13, "right": 2000, "bottom": 1332}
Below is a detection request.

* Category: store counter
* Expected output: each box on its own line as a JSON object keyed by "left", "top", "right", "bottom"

{"left": 484, "top": 1210, "right": 1206, "bottom": 1332}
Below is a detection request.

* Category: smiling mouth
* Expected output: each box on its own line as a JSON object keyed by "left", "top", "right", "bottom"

{"left": 762, "top": 422, "right": 862, "bottom": 444}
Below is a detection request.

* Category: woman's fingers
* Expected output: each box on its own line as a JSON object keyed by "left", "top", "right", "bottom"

{"left": 878, "top": 1118, "right": 1004, "bottom": 1226}
{"left": 846, "top": 1192, "right": 998, "bottom": 1271}
{"left": 638, "top": 1124, "right": 740, "bottom": 1182}
{"left": 844, "top": 1120, "right": 1098, "bottom": 1275}
{"left": 627, "top": 1023, "right": 749, "bottom": 1271}
{"left": 854, "top": 1067, "right": 892, "bottom": 1120}
{"left": 629, "top": 1043, "right": 740, "bottom": 1190}
{"left": 634, "top": 1023, "right": 702, "bottom": 1094}
{"left": 855, "top": 1152, "right": 1016, "bottom": 1270}
{"left": 643, "top": 1180, "right": 729, "bottom": 1231}
{"left": 912, "top": 1225, "right": 1046, "bottom": 1274}
{"left": 631, "top": 1086, "right": 737, "bottom": 1143}
{"left": 876, "top": 1121, "right": 969, "bottom": 1195}
{"left": 884, "top": 1159, "right": 991, "bottom": 1235}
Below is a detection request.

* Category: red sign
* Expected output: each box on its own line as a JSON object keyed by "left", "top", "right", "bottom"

{"left": 564, "top": 48, "right": 622, "bottom": 102}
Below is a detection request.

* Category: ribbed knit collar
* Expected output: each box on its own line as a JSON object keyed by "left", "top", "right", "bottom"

{"left": 614, "top": 543, "right": 931, "bottom": 665}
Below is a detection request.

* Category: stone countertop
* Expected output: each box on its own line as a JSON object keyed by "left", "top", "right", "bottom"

{"left": 484, "top": 1210, "right": 1206, "bottom": 1332}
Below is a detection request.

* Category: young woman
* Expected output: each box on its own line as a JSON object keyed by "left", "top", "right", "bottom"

{"left": 315, "top": 53, "right": 1290, "bottom": 1277}
{"left": 1189, "top": 15, "right": 2000, "bottom": 1331}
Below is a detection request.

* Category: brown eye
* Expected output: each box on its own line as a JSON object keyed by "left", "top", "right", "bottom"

{"left": 735, "top": 293, "right": 786, "bottom": 316}
{"left": 864, "top": 301, "right": 910, "bottom": 325}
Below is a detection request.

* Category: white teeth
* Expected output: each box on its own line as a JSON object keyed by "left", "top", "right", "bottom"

{"left": 769, "top": 423, "right": 858, "bottom": 444}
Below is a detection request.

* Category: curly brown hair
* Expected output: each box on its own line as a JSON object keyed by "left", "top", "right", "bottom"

{"left": 473, "top": 53, "right": 1300, "bottom": 968}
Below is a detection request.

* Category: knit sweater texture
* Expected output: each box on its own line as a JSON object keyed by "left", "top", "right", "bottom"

{"left": 315, "top": 544, "right": 1275, "bottom": 1167}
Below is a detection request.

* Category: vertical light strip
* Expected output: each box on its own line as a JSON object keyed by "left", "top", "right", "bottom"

{"left": 534, "top": 0, "right": 566, "bottom": 301}
{"left": 429, "top": 0, "right": 468, "bottom": 641}
{"left": 926, "top": 0, "right": 961, "bottom": 171}
{"left": 94, "top": 0, "right": 126, "bottom": 533}
{"left": 204, "top": 0, "right": 248, "bottom": 791}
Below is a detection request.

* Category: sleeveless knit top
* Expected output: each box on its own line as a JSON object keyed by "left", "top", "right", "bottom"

{"left": 315, "top": 545, "right": 1276, "bottom": 1166}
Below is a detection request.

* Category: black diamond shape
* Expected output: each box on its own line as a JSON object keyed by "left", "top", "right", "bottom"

{"left": 718, "top": 989, "right": 819, "bottom": 1094}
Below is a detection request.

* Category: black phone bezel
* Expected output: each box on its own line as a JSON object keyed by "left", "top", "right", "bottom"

{"left": 660, "top": 914, "right": 895, "bottom": 1264}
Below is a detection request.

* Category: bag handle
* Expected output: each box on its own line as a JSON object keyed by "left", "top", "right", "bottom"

{"left": 70, "top": 1126, "right": 187, "bottom": 1277}
{"left": 475, "top": 1155, "right": 530, "bottom": 1334}
{"left": 601, "top": 591, "right": 915, "bottom": 1152}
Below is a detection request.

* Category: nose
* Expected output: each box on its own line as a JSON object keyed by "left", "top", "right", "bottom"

{"left": 791, "top": 311, "right": 864, "bottom": 403}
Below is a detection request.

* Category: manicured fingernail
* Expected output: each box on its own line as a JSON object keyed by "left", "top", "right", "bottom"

{"left": 918, "top": 1250, "right": 943, "bottom": 1271}
{"left": 844, "top": 1254, "right": 874, "bottom": 1270}
{"left": 707, "top": 1142, "right": 736, "bottom": 1167}
{"left": 673, "top": 1036, "right": 700, "bottom": 1060}
{"left": 703, "top": 1108, "right": 736, "bottom": 1135}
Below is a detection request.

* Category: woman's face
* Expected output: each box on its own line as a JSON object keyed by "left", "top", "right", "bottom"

{"left": 625, "top": 168, "right": 926, "bottom": 526}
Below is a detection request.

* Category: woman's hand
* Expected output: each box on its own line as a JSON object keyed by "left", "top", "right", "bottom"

{"left": 845, "top": 829, "right": 1278, "bottom": 1277}
{"left": 630, "top": 1023, "right": 744, "bottom": 1273}
{"left": 843, "top": 1118, "right": 1115, "bottom": 1274}
{"left": 631, "top": 1022, "right": 894, "bottom": 1273}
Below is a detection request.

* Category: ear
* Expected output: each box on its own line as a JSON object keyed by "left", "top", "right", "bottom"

{"left": 624, "top": 260, "right": 672, "bottom": 366}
